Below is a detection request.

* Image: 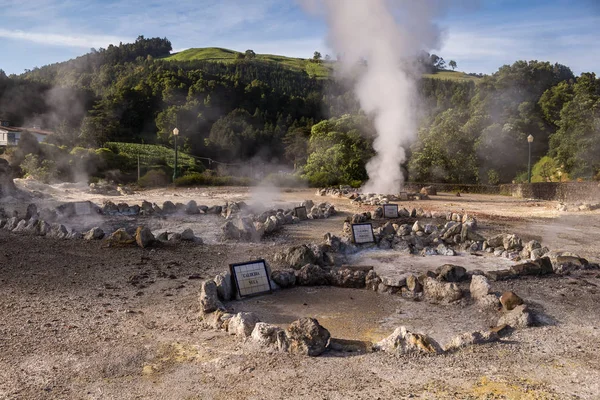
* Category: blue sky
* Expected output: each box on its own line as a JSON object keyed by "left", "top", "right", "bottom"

{"left": 0, "top": 0, "right": 598, "bottom": 76}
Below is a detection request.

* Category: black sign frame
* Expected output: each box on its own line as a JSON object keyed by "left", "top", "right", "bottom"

{"left": 382, "top": 204, "right": 399, "bottom": 218}
{"left": 229, "top": 259, "right": 272, "bottom": 298}
{"left": 351, "top": 223, "right": 375, "bottom": 244}
{"left": 294, "top": 206, "right": 308, "bottom": 221}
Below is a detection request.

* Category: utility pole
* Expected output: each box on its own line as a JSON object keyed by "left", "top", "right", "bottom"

{"left": 172, "top": 128, "right": 179, "bottom": 182}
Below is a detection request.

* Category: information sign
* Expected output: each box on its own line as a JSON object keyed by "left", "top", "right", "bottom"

{"left": 351, "top": 223, "right": 375, "bottom": 244}
{"left": 230, "top": 259, "right": 272, "bottom": 297}
{"left": 74, "top": 202, "right": 92, "bottom": 215}
{"left": 383, "top": 204, "right": 399, "bottom": 218}
{"left": 294, "top": 206, "right": 308, "bottom": 221}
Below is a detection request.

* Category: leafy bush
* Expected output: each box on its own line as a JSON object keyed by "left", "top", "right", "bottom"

{"left": 21, "top": 154, "right": 58, "bottom": 183}
{"left": 138, "top": 169, "right": 170, "bottom": 187}
{"left": 261, "top": 172, "right": 307, "bottom": 188}
{"left": 105, "top": 142, "right": 199, "bottom": 174}
{"left": 174, "top": 172, "right": 252, "bottom": 187}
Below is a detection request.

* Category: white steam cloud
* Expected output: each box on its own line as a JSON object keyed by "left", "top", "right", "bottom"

{"left": 303, "top": 0, "right": 450, "bottom": 193}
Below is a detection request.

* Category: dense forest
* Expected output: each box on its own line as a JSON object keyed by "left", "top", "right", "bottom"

{"left": 0, "top": 36, "right": 598, "bottom": 186}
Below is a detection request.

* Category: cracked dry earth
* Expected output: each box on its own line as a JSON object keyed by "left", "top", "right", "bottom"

{"left": 1, "top": 187, "right": 600, "bottom": 399}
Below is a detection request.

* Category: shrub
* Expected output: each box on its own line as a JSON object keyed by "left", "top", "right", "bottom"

{"left": 174, "top": 172, "right": 252, "bottom": 187}
{"left": 262, "top": 172, "right": 307, "bottom": 188}
{"left": 21, "top": 154, "right": 58, "bottom": 183}
{"left": 138, "top": 169, "right": 170, "bottom": 188}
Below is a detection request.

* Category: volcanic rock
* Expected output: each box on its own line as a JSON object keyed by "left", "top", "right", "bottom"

{"left": 497, "top": 304, "right": 532, "bottom": 329}
{"left": 470, "top": 275, "right": 491, "bottom": 300}
{"left": 162, "top": 201, "right": 177, "bottom": 214}
{"left": 423, "top": 277, "right": 463, "bottom": 303}
{"left": 222, "top": 221, "right": 240, "bottom": 240}
{"left": 185, "top": 200, "right": 200, "bottom": 215}
{"left": 271, "top": 269, "right": 297, "bottom": 288}
{"left": 84, "top": 227, "right": 104, "bottom": 240}
{"left": 286, "top": 245, "right": 317, "bottom": 269}
{"left": 214, "top": 271, "right": 233, "bottom": 301}
{"left": 135, "top": 226, "right": 155, "bottom": 248}
{"left": 374, "top": 326, "right": 443, "bottom": 355}
{"left": 25, "top": 204, "right": 38, "bottom": 220}
{"left": 445, "top": 331, "right": 499, "bottom": 352}
{"left": 436, "top": 264, "right": 467, "bottom": 282}
{"left": 251, "top": 323, "right": 288, "bottom": 351}
{"left": 365, "top": 270, "right": 381, "bottom": 292}
{"left": 286, "top": 318, "right": 330, "bottom": 357}
{"left": 296, "top": 264, "right": 330, "bottom": 286}
{"left": 500, "top": 291, "right": 524, "bottom": 311}
{"left": 228, "top": 312, "right": 260, "bottom": 338}
{"left": 181, "top": 228, "right": 196, "bottom": 241}
{"left": 199, "top": 280, "right": 223, "bottom": 314}
{"left": 330, "top": 268, "right": 367, "bottom": 288}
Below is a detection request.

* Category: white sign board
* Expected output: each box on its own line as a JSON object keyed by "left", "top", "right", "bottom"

{"left": 230, "top": 260, "right": 272, "bottom": 297}
{"left": 351, "top": 223, "right": 375, "bottom": 244}
{"left": 74, "top": 202, "right": 92, "bottom": 215}
{"left": 383, "top": 204, "right": 399, "bottom": 218}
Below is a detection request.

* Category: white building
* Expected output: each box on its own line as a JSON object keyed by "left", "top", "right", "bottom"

{"left": 0, "top": 119, "right": 52, "bottom": 146}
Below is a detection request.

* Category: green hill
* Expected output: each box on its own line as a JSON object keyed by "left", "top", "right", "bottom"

{"left": 165, "top": 47, "right": 479, "bottom": 82}
{"left": 165, "top": 47, "right": 333, "bottom": 79}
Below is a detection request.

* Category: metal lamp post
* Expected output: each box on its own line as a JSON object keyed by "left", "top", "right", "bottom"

{"left": 527, "top": 134, "right": 534, "bottom": 183}
{"left": 172, "top": 127, "right": 179, "bottom": 182}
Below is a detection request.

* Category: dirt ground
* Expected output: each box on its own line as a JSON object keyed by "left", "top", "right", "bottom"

{"left": 1, "top": 183, "right": 600, "bottom": 399}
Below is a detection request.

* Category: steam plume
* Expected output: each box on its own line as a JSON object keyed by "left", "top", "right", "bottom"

{"left": 303, "top": 0, "right": 447, "bottom": 193}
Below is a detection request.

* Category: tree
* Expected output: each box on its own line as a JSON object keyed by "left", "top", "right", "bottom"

{"left": 449, "top": 60, "right": 457, "bottom": 70}
{"left": 244, "top": 49, "right": 256, "bottom": 59}
{"left": 324, "top": 54, "right": 331, "bottom": 62}
{"left": 313, "top": 51, "right": 322, "bottom": 63}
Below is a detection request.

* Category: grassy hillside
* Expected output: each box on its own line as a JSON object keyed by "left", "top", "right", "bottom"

{"left": 165, "top": 47, "right": 480, "bottom": 82}
{"left": 165, "top": 47, "right": 333, "bottom": 79}
{"left": 423, "top": 70, "right": 481, "bottom": 82}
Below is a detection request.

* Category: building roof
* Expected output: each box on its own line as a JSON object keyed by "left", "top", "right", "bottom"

{"left": 0, "top": 126, "right": 22, "bottom": 132}
{"left": 0, "top": 126, "right": 53, "bottom": 135}
{"left": 23, "top": 127, "right": 53, "bottom": 136}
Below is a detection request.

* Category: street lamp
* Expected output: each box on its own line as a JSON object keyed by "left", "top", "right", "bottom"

{"left": 172, "top": 127, "right": 179, "bottom": 182}
{"left": 527, "top": 134, "right": 534, "bottom": 183}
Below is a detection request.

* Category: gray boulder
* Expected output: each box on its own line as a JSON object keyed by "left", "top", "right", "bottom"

{"left": 497, "top": 304, "right": 532, "bottom": 329}
{"left": 445, "top": 331, "right": 499, "bottom": 352}
{"left": 251, "top": 323, "right": 289, "bottom": 352}
{"left": 286, "top": 318, "right": 330, "bottom": 357}
{"left": 436, "top": 264, "right": 467, "bottom": 282}
{"left": 296, "top": 264, "right": 330, "bottom": 286}
{"left": 470, "top": 275, "right": 491, "bottom": 300}
{"left": 271, "top": 269, "right": 297, "bottom": 288}
{"left": 374, "top": 326, "right": 442, "bottom": 355}
{"left": 135, "top": 226, "right": 155, "bottom": 248}
{"left": 286, "top": 245, "right": 317, "bottom": 269}
{"left": 423, "top": 277, "right": 463, "bottom": 303}
{"left": 199, "top": 280, "right": 223, "bottom": 314}
{"left": 84, "top": 227, "right": 104, "bottom": 240}
{"left": 185, "top": 200, "right": 200, "bottom": 215}
{"left": 214, "top": 271, "right": 233, "bottom": 301}
{"left": 228, "top": 312, "right": 260, "bottom": 338}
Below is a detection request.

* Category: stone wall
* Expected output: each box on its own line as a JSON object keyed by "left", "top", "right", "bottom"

{"left": 403, "top": 182, "right": 501, "bottom": 195}
{"left": 499, "top": 182, "right": 600, "bottom": 202}
{"left": 404, "top": 181, "right": 600, "bottom": 202}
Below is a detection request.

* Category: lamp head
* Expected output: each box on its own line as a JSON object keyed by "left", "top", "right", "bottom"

{"left": 173, "top": 128, "right": 179, "bottom": 136}
{"left": 527, "top": 134, "right": 534, "bottom": 143}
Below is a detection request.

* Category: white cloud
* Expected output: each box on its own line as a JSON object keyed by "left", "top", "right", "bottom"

{"left": 440, "top": 16, "right": 600, "bottom": 74}
{"left": 0, "top": 28, "right": 127, "bottom": 49}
